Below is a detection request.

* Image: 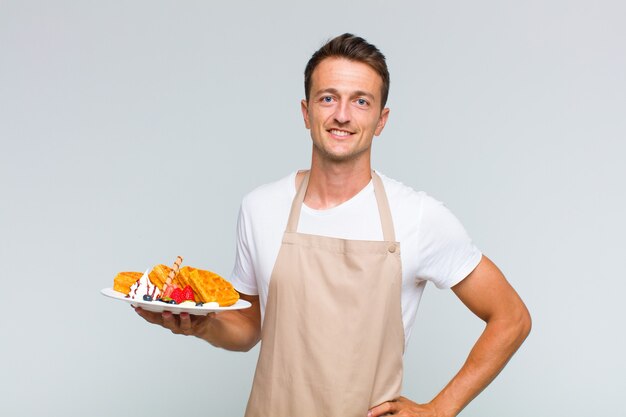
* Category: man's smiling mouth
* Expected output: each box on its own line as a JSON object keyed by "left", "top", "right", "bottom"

{"left": 329, "top": 129, "right": 353, "bottom": 137}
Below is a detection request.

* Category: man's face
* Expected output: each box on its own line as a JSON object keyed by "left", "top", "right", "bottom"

{"left": 301, "top": 58, "right": 389, "bottom": 164}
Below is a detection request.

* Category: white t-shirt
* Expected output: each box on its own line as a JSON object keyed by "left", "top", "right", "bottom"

{"left": 229, "top": 171, "right": 482, "bottom": 347}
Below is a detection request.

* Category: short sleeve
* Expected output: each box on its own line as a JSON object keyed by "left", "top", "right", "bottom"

{"left": 229, "top": 204, "right": 259, "bottom": 296}
{"left": 416, "top": 195, "right": 482, "bottom": 289}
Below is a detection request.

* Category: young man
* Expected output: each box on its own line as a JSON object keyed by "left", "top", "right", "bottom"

{"left": 136, "top": 33, "right": 531, "bottom": 417}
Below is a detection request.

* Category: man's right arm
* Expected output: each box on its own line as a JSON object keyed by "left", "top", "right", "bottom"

{"left": 134, "top": 292, "right": 262, "bottom": 352}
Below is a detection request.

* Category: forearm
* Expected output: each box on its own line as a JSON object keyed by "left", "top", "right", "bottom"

{"left": 135, "top": 293, "right": 261, "bottom": 352}
{"left": 429, "top": 314, "right": 531, "bottom": 417}
{"left": 369, "top": 257, "right": 531, "bottom": 417}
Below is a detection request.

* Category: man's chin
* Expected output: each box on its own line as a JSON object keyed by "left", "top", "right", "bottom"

{"left": 313, "top": 146, "right": 369, "bottom": 164}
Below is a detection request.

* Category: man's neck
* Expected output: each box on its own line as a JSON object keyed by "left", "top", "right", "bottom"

{"left": 298, "top": 156, "right": 372, "bottom": 210}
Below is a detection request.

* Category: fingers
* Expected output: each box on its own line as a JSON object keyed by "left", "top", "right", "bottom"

{"left": 134, "top": 307, "right": 164, "bottom": 325}
{"left": 134, "top": 308, "right": 197, "bottom": 336}
{"left": 368, "top": 397, "right": 430, "bottom": 417}
{"left": 368, "top": 401, "right": 395, "bottom": 417}
{"left": 161, "top": 311, "right": 193, "bottom": 336}
{"left": 177, "top": 312, "right": 193, "bottom": 335}
{"left": 161, "top": 311, "right": 179, "bottom": 332}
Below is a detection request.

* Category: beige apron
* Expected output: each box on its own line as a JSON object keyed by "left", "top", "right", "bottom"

{"left": 245, "top": 171, "right": 405, "bottom": 417}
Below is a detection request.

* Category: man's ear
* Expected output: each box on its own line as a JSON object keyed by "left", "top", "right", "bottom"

{"left": 301, "top": 99, "right": 311, "bottom": 129}
{"left": 374, "top": 107, "right": 390, "bottom": 136}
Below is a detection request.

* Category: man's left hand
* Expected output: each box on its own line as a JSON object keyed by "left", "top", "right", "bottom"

{"left": 368, "top": 397, "right": 440, "bottom": 417}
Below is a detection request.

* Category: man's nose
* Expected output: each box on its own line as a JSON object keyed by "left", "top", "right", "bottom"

{"left": 333, "top": 100, "right": 351, "bottom": 124}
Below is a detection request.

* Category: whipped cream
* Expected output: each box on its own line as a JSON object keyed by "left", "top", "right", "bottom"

{"left": 128, "top": 269, "right": 161, "bottom": 300}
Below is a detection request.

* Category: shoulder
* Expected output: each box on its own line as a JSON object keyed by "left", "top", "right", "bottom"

{"left": 375, "top": 170, "right": 462, "bottom": 231}
{"left": 375, "top": 170, "right": 432, "bottom": 209}
{"left": 239, "top": 172, "right": 297, "bottom": 225}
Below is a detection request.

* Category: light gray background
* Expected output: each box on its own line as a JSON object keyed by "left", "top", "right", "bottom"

{"left": 1, "top": 1, "right": 624, "bottom": 416}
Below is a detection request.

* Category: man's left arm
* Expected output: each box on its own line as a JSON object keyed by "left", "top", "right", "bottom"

{"left": 369, "top": 255, "right": 531, "bottom": 417}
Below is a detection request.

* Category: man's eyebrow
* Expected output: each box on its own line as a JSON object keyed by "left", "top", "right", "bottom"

{"left": 313, "top": 88, "right": 340, "bottom": 97}
{"left": 353, "top": 90, "right": 376, "bottom": 101}
{"left": 313, "top": 88, "right": 377, "bottom": 101}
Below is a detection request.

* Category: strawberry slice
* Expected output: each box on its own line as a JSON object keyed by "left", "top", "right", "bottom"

{"left": 182, "top": 285, "right": 195, "bottom": 302}
{"left": 170, "top": 287, "right": 185, "bottom": 304}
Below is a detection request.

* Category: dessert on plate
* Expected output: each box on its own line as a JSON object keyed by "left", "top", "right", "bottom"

{"left": 113, "top": 256, "right": 240, "bottom": 307}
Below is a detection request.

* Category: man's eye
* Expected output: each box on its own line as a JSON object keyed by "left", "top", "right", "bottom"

{"left": 322, "top": 96, "right": 333, "bottom": 103}
{"left": 357, "top": 98, "right": 368, "bottom": 106}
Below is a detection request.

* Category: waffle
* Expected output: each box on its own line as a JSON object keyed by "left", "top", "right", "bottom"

{"left": 148, "top": 264, "right": 171, "bottom": 290}
{"left": 139, "top": 264, "right": 240, "bottom": 306}
{"left": 177, "top": 266, "right": 240, "bottom": 306}
{"left": 113, "top": 271, "right": 143, "bottom": 294}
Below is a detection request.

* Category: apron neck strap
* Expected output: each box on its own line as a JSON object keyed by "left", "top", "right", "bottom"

{"left": 286, "top": 170, "right": 310, "bottom": 233}
{"left": 286, "top": 170, "right": 396, "bottom": 242}
{"left": 371, "top": 171, "right": 396, "bottom": 242}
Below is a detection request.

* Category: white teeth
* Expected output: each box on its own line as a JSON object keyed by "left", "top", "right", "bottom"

{"left": 330, "top": 129, "right": 350, "bottom": 137}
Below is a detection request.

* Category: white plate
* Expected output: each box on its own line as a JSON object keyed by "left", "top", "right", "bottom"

{"left": 101, "top": 288, "right": 251, "bottom": 316}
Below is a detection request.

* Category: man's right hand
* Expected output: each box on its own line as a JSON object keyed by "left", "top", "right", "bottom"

{"left": 134, "top": 293, "right": 262, "bottom": 352}
{"left": 134, "top": 308, "right": 214, "bottom": 336}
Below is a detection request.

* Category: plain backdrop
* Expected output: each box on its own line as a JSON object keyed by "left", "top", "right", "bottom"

{"left": 1, "top": 1, "right": 624, "bottom": 416}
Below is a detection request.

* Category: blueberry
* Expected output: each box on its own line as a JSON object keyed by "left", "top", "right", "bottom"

{"left": 196, "top": 302, "right": 204, "bottom": 307}
{"left": 143, "top": 294, "right": 153, "bottom": 302}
